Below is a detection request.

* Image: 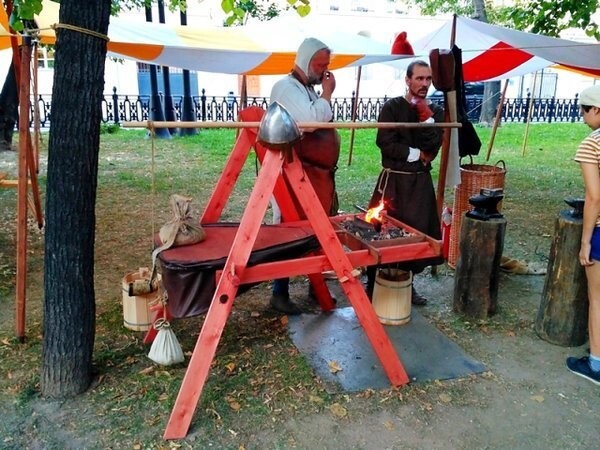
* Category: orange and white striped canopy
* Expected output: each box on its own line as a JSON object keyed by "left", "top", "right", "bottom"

{"left": 0, "top": 1, "right": 410, "bottom": 75}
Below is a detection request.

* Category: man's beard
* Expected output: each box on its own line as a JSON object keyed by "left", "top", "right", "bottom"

{"left": 307, "top": 71, "right": 322, "bottom": 86}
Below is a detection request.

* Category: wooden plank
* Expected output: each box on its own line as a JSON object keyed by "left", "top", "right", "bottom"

{"left": 122, "top": 120, "right": 462, "bottom": 130}
{"left": 0, "top": 179, "right": 31, "bottom": 188}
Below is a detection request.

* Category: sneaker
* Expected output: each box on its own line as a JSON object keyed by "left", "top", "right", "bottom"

{"left": 269, "top": 292, "right": 302, "bottom": 315}
{"left": 566, "top": 356, "right": 600, "bottom": 385}
{"left": 411, "top": 287, "right": 427, "bottom": 306}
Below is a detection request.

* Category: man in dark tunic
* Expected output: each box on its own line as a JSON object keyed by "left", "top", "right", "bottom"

{"left": 366, "top": 60, "right": 444, "bottom": 305}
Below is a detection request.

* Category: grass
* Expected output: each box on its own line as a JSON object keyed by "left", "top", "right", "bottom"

{"left": 0, "top": 120, "right": 593, "bottom": 448}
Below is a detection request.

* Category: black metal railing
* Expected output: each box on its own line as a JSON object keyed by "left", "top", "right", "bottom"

{"left": 30, "top": 87, "right": 583, "bottom": 128}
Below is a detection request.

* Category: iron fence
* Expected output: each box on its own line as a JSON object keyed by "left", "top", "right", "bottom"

{"left": 30, "top": 87, "right": 583, "bottom": 128}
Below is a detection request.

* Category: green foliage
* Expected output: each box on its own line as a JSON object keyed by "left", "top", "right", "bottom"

{"left": 9, "top": 1, "right": 311, "bottom": 31}
{"left": 408, "top": 0, "right": 599, "bottom": 38}
{"left": 222, "top": 0, "right": 310, "bottom": 26}
{"left": 505, "top": 0, "right": 599, "bottom": 38}
{"left": 406, "top": 0, "right": 474, "bottom": 17}
{"left": 9, "top": 0, "right": 43, "bottom": 32}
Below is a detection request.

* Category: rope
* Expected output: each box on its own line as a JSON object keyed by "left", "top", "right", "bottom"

{"left": 376, "top": 168, "right": 426, "bottom": 196}
{"left": 150, "top": 127, "right": 156, "bottom": 242}
{"left": 49, "top": 23, "right": 109, "bottom": 41}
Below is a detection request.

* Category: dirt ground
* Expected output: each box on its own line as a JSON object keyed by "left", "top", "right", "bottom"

{"left": 240, "top": 269, "right": 597, "bottom": 450}
{"left": 1, "top": 265, "right": 597, "bottom": 449}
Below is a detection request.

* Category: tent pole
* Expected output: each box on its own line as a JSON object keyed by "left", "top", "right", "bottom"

{"left": 240, "top": 75, "right": 248, "bottom": 109}
{"left": 347, "top": 66, "right": 362, "bottom": 166}
{"left": 435, "top": 14, "right": 457, "bottom": 216}
{"left": 486, "top": 79, "right": 509, "bottom": 161}
{"left": 32, "top": 40, "right": 40, "bottom": 172}
{"left": 522, "top": 72, "right": 538, "bottom": 156}
{"left": 16, "top": 36, "right": 33, "bottom": 342}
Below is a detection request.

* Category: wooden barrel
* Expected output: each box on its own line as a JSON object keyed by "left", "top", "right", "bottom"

{"left": 372, "top": 269, "right": 412, "bottom": 325}
{"left": 122, "top": 268, "right": 160, "bottom": 331}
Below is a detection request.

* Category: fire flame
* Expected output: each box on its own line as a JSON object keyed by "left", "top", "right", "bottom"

{"left": 365, "top": 200, "right": 384, "bottom": 223}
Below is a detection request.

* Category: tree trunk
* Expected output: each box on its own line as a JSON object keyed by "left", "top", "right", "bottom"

{"left": 42, "top": 0, "right": 111, "bottom": 397}
{"left": 470, "top": 0, "right": 502, "bottom": 125}
{"left": 480, "top": 81, "right": 501, "bottom": 125}
{"left": 0, "top": 60, "right": 18, "bottom": 152}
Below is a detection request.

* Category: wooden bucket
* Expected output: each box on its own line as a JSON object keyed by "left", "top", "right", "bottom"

{"left": 372, "top": 269, "right": 412, "bottom": 325}
{"left": 122, "top": 268, "right": 160, "bottom": 331}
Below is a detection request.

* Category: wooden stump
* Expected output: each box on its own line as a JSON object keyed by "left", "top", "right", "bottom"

{"left": 453, "top": 215, "right": 506, "bottom": 319}
{"left": 535, "top": 211, "right": 589, "bottom": 346}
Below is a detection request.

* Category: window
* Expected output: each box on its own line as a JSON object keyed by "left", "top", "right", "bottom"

{"left": 36, "top": 47, "right": 54, "bottom": 69}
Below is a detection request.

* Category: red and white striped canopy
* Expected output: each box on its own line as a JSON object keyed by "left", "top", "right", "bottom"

{"left": 405, "top": 16, "right": 600, "bottom": 81}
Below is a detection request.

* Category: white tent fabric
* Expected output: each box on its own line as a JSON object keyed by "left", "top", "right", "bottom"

{"left": 0, "top": 1, "right": 410, "bottom": 75}
{"left": 390, "top": 16, "right": 600, "bottom": 81}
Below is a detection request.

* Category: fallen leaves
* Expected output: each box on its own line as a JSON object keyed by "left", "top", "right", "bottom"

{"left": 225, "top": 362, "right": 236, "bottom": 375}
{"left": 328, "top": 360, "right": 342, "bottom": 374}
{"left": 308, "top": 394, "right": 325, "bottom": 404}
{"left": 329, "top": 403, "right": 347, "bottom": 418}
{"left": 438, "top": 393, "right": 452, "bottom": 403}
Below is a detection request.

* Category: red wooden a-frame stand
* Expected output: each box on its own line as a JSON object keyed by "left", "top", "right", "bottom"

{"left": 162, "top": 119, "right": 441, "bottom": 440}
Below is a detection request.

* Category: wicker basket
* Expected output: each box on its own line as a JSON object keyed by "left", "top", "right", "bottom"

{"left": 448, "top": 159, "right": 506, "bottom": 268}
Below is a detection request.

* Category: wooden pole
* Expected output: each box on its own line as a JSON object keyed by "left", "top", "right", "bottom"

{"left": 240, "top": 74, "right": 248, "bottom": 109}
{"left": 32, "top": 40, "right": 40, "bottom": 172}
{"left": 435, "top": 14, "right": 458, "bottom": 216}
{"left": 521, "top": 72, "right": 538, "bottom": 157}
{"left": 15, "top": 36, "right": 32, "bottom": 341}
{"left": 347, "top": 65, "right": 362, "bottom": 166}
{"left": 485, "top": 79, "right": 509, "bottom": 161}
{"left": 122, "top": 120, "right": 461, "bottom": 130}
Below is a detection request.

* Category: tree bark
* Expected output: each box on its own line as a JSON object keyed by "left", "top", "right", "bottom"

{"left": 42, "top": 0, "right": 111, "bottom": 397}
{"left": 535, "top": 211, "right": 589, "bottom": 346}
{"left": 0, "top": 60, "right": 18, "bottom": 152}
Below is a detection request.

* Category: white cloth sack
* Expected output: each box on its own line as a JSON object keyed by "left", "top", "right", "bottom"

{"left": 148, "top": 319, "right": 185, "bottom": 366}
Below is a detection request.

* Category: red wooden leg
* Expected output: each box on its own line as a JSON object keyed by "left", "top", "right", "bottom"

{"left": 284, "top": 156, "right": 409, "bottom": 386}
{"left": 163, "top": 149, "right": 284, "bottom": 440}
{"left": 201, "top": 128, "right": 255, "bottom": 223}
{"left": 307, "top": 272, "right": 335, "bottom": 312}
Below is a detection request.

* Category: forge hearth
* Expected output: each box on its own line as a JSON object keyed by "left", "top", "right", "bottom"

{"left": 334, "top": 214, "right": 425, "bottom": 248}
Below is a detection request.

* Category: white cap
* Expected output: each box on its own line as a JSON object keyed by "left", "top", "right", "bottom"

{"left": 295, "top": 37, "right": 329, "bottom": 75}
{"left": 580, "top": 85, "right": 600, "bottom": 108}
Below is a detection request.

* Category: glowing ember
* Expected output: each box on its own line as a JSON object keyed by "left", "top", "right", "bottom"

{"left": 365, "top": 200, "right": 384, "bottom": 223}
